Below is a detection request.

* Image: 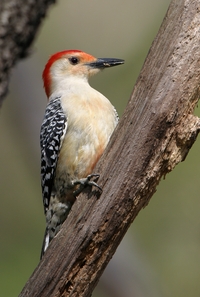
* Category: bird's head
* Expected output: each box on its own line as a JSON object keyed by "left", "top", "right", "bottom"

{"left": 43, "top": 50, "right": 124, "bottom": 98}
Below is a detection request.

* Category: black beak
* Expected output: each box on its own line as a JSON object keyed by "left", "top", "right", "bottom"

{"left": 88, "top": 58, "right": 124, "bottom": 69}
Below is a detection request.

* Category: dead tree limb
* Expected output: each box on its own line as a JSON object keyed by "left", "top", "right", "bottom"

{"left": 20, "top": 0, "right": 200, "bottom": 296}
{"left": 0, "top": 0, "right": 56, "bottom": 105}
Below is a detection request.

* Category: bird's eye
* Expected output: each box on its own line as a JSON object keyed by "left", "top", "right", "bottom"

{"left": 69, "top": 57, "right": 79, "bottom": 65}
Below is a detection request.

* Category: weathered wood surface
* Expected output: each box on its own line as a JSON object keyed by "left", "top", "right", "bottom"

{"left": 19, "top": 0, "right": 200, "bottom": 296}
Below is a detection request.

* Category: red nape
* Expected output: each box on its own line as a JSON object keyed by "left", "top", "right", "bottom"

{"left": 42, "top": 50, "right": 82, "bottom": 98}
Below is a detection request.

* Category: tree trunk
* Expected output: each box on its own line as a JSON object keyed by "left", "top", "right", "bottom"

{"left": 18, "top": 0, "right": 200, "bottom": 296}
{"left": 0, "top": 0, "right": 55, "bottom": 105}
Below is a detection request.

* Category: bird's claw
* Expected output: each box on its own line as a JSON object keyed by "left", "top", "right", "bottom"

{"left": 73, "top": 174, "right": 102, "bottom": 196}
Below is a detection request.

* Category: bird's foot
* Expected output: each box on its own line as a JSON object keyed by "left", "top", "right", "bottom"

{"left": 73, "top": 174, "right": 102, "bottom": 196}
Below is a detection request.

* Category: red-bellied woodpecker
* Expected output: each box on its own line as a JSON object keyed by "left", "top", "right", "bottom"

{"left": 40, "top": 49, "right": 124, "bottom": 258}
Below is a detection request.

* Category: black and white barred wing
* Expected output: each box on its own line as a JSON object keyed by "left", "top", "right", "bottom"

{"left": 40, "top": 97, "right": 67, "bottom": 213}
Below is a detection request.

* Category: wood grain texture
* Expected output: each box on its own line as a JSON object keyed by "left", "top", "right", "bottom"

{"left": 19, "top": 0, "right": 200, "bottom": 296}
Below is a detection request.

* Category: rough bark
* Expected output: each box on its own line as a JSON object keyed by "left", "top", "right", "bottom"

{"left": 0, "top": 0, "right": 56, "bottom": 105}
{"left": 19, "top": 0, "right": 200, "bottom": 296}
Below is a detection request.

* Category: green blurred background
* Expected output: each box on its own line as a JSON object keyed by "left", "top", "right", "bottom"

{"left": 1, "top": 0, "right": 200, "bottom": 296}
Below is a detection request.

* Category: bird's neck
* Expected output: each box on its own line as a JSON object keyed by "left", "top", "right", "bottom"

{"left": 50, "top": 76, "right": 91, "bottom": 99}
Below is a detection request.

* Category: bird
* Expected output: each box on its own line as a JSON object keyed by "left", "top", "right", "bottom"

{"left": 40, "top": 49, "right": 124, "bottom": 258}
